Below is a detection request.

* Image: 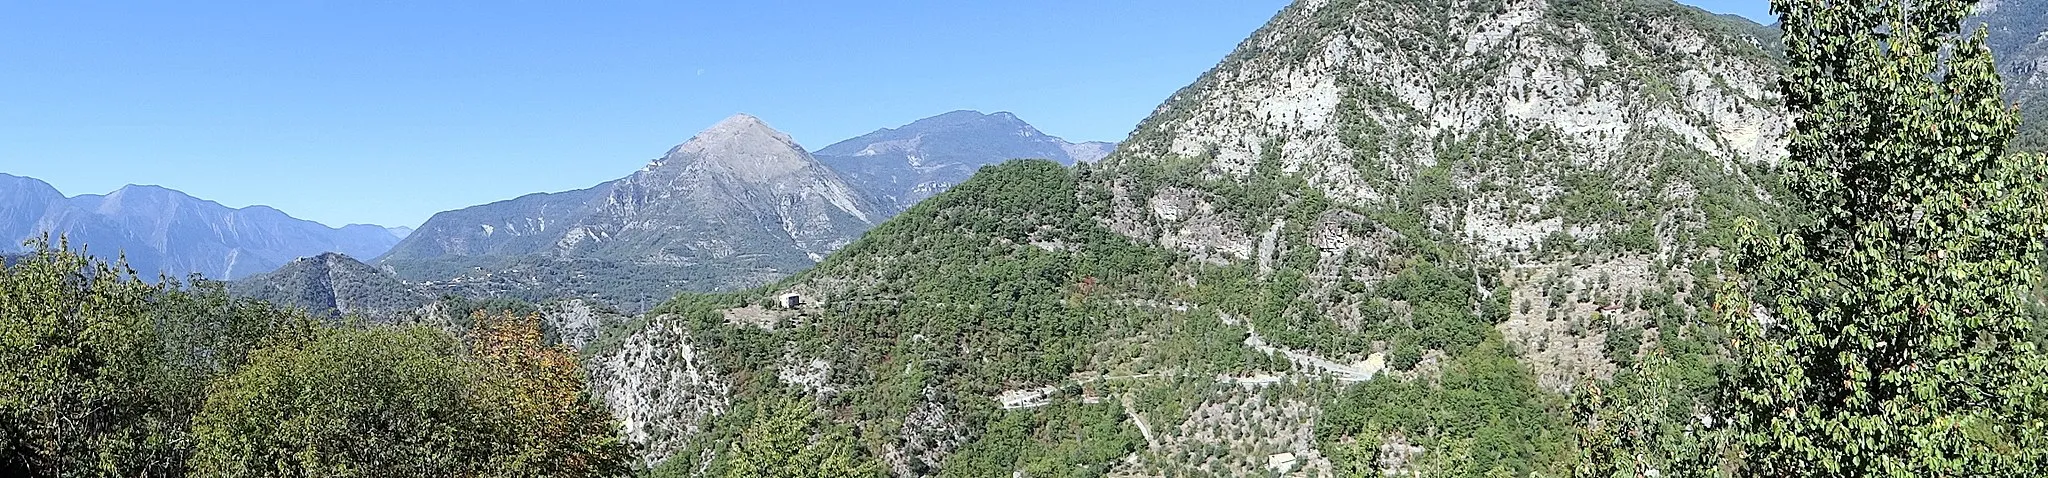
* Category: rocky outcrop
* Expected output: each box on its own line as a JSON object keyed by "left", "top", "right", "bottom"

{"left": 585, "top": 317, "right": 733, "bottom": 467}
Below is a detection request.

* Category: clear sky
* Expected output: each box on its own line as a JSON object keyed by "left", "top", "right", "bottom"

{"left": 0, "top": 1, "right": 1772, "bottom": 229}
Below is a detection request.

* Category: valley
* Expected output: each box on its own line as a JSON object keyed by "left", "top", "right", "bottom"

{"left": 6, "top": 0, "right": 2048, "bottom": 476}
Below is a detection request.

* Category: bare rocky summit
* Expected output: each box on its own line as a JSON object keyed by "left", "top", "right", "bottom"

{"left": 377, "top": 114, "right": 881, "bottom": 312}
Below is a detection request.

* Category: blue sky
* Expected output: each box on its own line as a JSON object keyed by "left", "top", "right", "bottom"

{"left": 0, "top": 1, "right": 1771, "bottom": 229}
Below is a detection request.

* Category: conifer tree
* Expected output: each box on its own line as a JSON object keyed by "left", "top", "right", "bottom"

{"left": 1722, "top": 0, "right": 2048, "bottom": 475}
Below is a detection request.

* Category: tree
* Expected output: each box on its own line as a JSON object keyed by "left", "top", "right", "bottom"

{"left": 720, "top": 396, "right": 880, "bottom": 478}
{"left": 0, "top": 238, "right": 312, "bottom": 476}
{"left": 467, "top": 312, "right": 631, "bottom": 477}
{"left": 1720, "top": 0, "right": 2048, "bottom": 475}
{"left": 0, "top": 239, "right": 174, "bottom": 476}
{"left": 188, "top": 326, "right": 491, "bottom": 477}
{"left": 1573, "top": 352, "right": 1724, "bottom": 478}
{"left": 189, "top": 315, "right": 630, "bottom": 478}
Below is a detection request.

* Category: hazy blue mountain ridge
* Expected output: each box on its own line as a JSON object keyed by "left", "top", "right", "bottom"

{"left": 815, "top": 110, "right": 1116, "bottom": 213}
{"left": 0, "top": 173, "right": 403, "bottom": 280}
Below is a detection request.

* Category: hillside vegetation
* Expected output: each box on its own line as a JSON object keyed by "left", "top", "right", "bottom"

{"left": 585, "top": 0, "right": 2048, "bottom": 476}
{"left": 0, "top": 241, "right": 629, "bottom": 477}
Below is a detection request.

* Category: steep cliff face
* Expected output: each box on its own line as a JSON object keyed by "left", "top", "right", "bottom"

{"left": 583, "top": 318, "right": 732, "bottom": 467}
{"left": 1097, "top": 0, "right": 1787, "bottom": 388}
{"left": 1110, "top": 0, "right": 1784, "bottom": 253}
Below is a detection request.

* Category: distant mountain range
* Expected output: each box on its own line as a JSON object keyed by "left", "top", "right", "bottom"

{"left": 373, "top": 114, "right": 882, "bottom": 312}
{"left": 336, "top": 110, "right": 1111, "bottom": 313}
{"left": 1977, "top": 0, "right": 2048, "bottom": 149}
{"left": 0, "top": 174, "right": 403, "bottom": 280}
{"left": 816, "top": 110, "right": 1116, "bottom": 213}
{"left": 2, "top": 110, "right": 1109, "bottom": 313}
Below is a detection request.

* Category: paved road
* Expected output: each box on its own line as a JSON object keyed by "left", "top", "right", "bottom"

{"left": 1121, "top": 395, "right": 1163, "bottom": 450}
{"left": 995, "top": 301, "right": 1383, "bottom": 411}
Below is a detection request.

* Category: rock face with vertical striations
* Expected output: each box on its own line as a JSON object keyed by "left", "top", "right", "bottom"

{"left": 377, "top": 114, "right": 882, "bottom": 312}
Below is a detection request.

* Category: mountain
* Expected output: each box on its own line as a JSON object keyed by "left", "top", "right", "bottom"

{"left": 0, "top": 174, "right": 404, "bottom": 280}
{"left": 590, "top": 0, "right": 1791, "bottom": 475}
{"left": 378, "top": 114, "right": 882, "bottom": 312}
{"left": 228, "top": 252, "right": 428, "bottom": 319}
{"left": 385, "top": 226, "right": 414, "bottom": 239}
{"left": 816, "top": 110, "right": 1116, "bottom": 213}
{"left": 228, "top": 254, "right": 623, "bottom": 348}
{"left": 1980, "top": 0, "right": 2048, "bottom": 101}
{"left": 1977, "top": 0, "right": 2048, "bottom": 149}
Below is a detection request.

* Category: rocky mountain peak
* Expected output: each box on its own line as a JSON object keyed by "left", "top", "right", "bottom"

{"left": 653, "top": 113, "right": 816, "bottom": 183}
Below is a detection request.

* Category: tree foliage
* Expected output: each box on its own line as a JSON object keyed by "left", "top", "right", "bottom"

{"left": 189, "top": 313, "right": 630, "bottom": 477}
{"left": 1322, "top": 338, "right": 1574, "bottom": 477}
{"left": 468, "top": 313, "right": 633, "bottom": 477}
{"left": 716, "top": 395, "right": 880, "bottom": 478}
{"left": 1720, "top": 0, "right": 2048, "bottom": 475}
{"left": 0, "top": 238, "right": 635, "bottom": 477}
{"left": 188, "top": 325, "right": 485, "bottom": 477}
{"left": 0, "top": 237, "right": 313, "bottom": 476}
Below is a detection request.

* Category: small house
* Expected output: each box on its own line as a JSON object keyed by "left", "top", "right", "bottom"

{"left": 1267, "top": 452, "right": 1299, "bottom": 473}
{"left": 778, "top": 293, "right": 803, "bottom": 309}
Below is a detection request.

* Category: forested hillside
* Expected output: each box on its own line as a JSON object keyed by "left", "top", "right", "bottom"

{"left": 589, "top": 0, "right": 1801, "bottom": 474}
{"left": 10, "top": 0, "right": 2048, "bottom": 476}
{"left": 228, "top": 252, "right": 428, "bottom": 319}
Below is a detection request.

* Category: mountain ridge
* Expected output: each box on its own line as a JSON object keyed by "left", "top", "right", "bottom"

{"left": 815, "top": 110, "right": 1117, "bottom": 213}
{"left": 377, "top": 114, "right": 882, "bottom": 312}
{"left": 369, "top": 111, "right": 1113, "bottom": 312}
{"left": 0, "top": 173, "right": 404, "bottom": 280}
{"left": 589, "top": 0, "right": 1800, "bottom": 475}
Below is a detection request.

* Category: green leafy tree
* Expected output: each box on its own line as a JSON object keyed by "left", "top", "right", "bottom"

{"left": 0, "top": 239, "right": 175, "bottom": 475}
{"left": 190, "top": 315, "right": 630, "bottom": 477}
{"left": 1573, "top": 352, "right": 1725, "bottom": 478}
{"left": 719, "top": 396, "right": 880, "bottom": 478}
{"left": 468, "top": 312, "right": 632, "bottom": 477}
{"left": 0, "top": 238, "right": 312, "bottom": 476}
{"left": 1720, "top": 0, "right": 2048, "bottom": 475}
{"left": 188, "top": 326, "right": 491, "bottom": 477}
